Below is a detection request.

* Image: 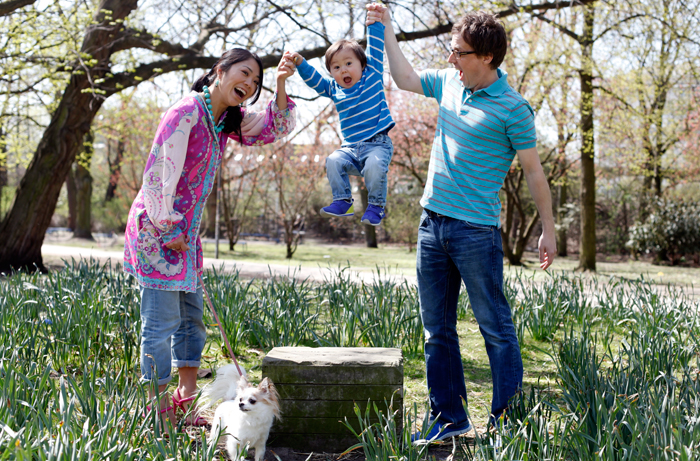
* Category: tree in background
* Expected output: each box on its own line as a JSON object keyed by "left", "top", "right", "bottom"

{"left": 220, "top": 146, "right": 264, "bottom": 251}
{"left": 497, "top": 16, "right": 577, "bottom": 266}
{"left": 93, "top": 91, "right": 166, "bottom": 231}
{"left": 680, "top": 90, "right": 700, "bottom": 185}
{"left": 597, "top": 0, "right": 700, "bottom": 213}
{"left": 73, "top": 131, "right": 94, "bottom": 240}
{"left": 0, "top": 0, "right": 472, "bottom": 272}
{"left": 383, "top": 89, "right": 436, "bottom": 250}
{"left": 260, "top": 140, "right": 325, "bottom": 259}
{"left": 531, "top": 4, "right": 600, "bottom": 271}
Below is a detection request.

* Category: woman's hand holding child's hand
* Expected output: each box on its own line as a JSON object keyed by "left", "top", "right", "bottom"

{"left": 288, "top": 52, "right": 303, "bottom": 66}
{"left": 276, "top": 51, "right": 297, "bottom": 82}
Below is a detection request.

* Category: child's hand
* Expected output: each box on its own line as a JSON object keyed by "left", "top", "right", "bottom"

{"left": 366, "top": 3, "right": 389, "bottom": 26}
{"left": 276, "top": 51, "right": 296, "bottom": 81}
{"left": 288, "top": 51, "right": 303, "bottom": 67}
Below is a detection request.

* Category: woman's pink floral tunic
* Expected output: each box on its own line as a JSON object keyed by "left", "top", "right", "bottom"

{"left": 124, "top": 92, "right": 295, "bottom": 292}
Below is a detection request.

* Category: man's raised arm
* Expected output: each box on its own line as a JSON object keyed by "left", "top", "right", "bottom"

{"left": 366, "top": 3, "right": 424, "bottom": 95}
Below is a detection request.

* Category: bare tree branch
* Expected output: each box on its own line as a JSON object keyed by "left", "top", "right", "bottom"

{"left": 266, "top": 0, "right": 331, "bottom": 46}
{"left": 110, "top": 28, "right": 195, "bottom": 56}
{"left": 101, "top": 20, "right": 462, "bottom": 94}
{"left": 531, "top": 12, "right": 580, "bottom": 41}
{"left": 0, "top": 0, "right": 36, "bottom": 17}
{"left": 495, "top": 0, "right": 597, "bottom": 18}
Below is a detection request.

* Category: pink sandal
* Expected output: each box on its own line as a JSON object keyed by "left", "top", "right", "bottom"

{"left": 172, "top": 389, "right": 208, "bottom": 427}
{"left": 144, "top": 404, "right": 175, "bottom": 417}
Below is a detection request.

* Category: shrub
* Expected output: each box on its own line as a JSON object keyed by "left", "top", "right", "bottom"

{"left": 627, "top": 198, "right": 700, "bottom": 265}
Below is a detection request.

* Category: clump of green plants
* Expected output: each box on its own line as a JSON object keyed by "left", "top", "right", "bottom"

{"left": 2, "top": 259, "right": 698, "bottom": 459}
{"left": 627, "top": 197, "right": 700, "bottom": 265}
{"left": 345, "top": 272, "right": 700, "bottom": 461}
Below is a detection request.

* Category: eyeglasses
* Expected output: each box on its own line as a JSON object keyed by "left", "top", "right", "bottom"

{"left": 450, "top": 49, "right": 477, "bottom": 58}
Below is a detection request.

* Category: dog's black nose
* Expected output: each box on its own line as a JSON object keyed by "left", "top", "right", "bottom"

{"left": 239, "top": 402, "right": 245, "bottom": 408}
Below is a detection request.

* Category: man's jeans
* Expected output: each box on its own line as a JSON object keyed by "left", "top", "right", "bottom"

{"left": 416, "top": 209, "right": 523, "bottom": 426}
{"left": 325, "top": 132, "right": 393, "bottom": 207}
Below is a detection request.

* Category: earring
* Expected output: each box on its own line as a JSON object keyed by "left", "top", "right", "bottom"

{"left": 215, "top": 79, "right": 220, "bottom": 87}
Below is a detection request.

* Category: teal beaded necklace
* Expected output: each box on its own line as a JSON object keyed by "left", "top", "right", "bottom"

{"left": 202, "top": 85, "right": 224, "bottom": 134}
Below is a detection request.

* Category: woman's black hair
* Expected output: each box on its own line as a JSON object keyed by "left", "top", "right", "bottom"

{"left": 191, "top": 48, "right": 264, "bottom": 140}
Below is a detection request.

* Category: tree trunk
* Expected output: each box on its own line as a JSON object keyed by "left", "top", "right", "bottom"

{"left": 0, "top": 125, "right": 6, "bottom": 189}
{"left": 578, "top": 4, "right": 596, "bottom": 272}
{"left": 556, "top": 181, "right": 568, "bottom": 257}
{"left": 0, "top": 0, "right": 37, "bottom": 17}
{"left": 0, "top": 125, "right": 8, "bottom": 219}
{"left": 104, "top": 138, "right": 125, "bottom": 202}
{"left": 0, "top": 0, "right": 137, "bottom": 272}
{"left": 74, "top": 131, "right": 94, "bottom": 240}
{"left": 66, "top": 167, "right": 77, "bottom": 231}
{"left": 360, "top": 184, "right": 377, "bottom": 248}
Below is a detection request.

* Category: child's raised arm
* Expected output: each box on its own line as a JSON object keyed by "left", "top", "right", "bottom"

{"left": 366, "top": 3, "right": 423, "bottom": 95}
{"left": 365, "top": 21, "right": 386, "bottom": 76}
{"left": 287, "top": 50, "right": 334, "bottom": 98}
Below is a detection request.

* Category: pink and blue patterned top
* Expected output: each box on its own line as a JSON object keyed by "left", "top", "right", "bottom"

{"left": 124, "top": 92, "right": 296, "bottom": 292}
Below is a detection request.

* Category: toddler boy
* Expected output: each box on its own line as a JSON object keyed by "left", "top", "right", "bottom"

{"left": 289, "top": 20, "right": 394, "bottom": 226}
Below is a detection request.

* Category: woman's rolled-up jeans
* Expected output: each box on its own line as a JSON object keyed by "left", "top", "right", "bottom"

{"left": 139, "top": 286, "right": 206, "bottom": 386}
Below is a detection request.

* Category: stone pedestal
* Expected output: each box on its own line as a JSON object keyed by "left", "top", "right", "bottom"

{"left": 262, "top": 347, "right": 403, "bottom": 453}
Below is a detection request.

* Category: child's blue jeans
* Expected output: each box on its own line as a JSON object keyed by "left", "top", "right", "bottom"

{"left": 139, "top": 286, "right": 206, "bottom": 386}
{"left": 326, "top": 131, "right": 393, "bottom": 207}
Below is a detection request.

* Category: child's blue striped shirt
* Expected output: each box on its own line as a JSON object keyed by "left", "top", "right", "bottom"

{"left": 297, "top": 22, "right": 394, "bottom": 146}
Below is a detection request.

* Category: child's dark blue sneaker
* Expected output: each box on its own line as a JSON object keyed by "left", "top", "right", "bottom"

{"left": 411, "top": 419, "right": 472, "bottom": 445}
{"left": 320, "top": 199, "right": 354, "bottom": 217}
{"left": 361, "top": 204, "right": 386, "bottom": 226}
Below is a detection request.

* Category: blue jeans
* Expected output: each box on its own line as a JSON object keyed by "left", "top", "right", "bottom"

{"left": 416, "top": 209, "right": 523, "bottom": 425}
{"left": 139, "top": 286, "right": 206, "bottom": 386}
{"left": 326, "top": 132, "right": 393, "bottom": 207}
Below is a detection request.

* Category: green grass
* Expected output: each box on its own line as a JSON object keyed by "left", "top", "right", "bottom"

{"left": 201, "top": 240, "right": 419, "bottom": 273}
{"left": 4, "top": 257, "right": 699, "bottom": 459}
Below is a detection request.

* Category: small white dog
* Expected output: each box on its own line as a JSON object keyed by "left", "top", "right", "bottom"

{"left": 201, "top": 364, "right": 280, "bottom": 461}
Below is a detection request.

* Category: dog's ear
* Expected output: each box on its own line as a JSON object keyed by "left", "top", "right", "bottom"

{"left": 237, "top": 375, "right": 249, "bottom": 391}
{"left": 259, "top": 377, "right": 281, "bottom": 418}
{"left": 258, "top": 377, "right": 272, "bottom": 393}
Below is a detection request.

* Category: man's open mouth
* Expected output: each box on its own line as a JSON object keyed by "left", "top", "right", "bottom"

{"left": 343, "top": 77, "right": 352, "bottom": 85}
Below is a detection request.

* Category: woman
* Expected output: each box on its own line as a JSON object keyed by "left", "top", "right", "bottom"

{"left": 123, "top": 49, "right": 296, "bottom": 426}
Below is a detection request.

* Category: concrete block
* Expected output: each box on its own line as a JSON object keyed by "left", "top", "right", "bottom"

{"left": 262, "top": 347, "right": 403, "bottom": 453}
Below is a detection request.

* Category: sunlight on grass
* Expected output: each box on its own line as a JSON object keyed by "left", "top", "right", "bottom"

{"left": 3, "top": 259, "right": 699, "bottom": 459}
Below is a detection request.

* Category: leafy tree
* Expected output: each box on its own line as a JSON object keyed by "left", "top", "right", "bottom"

{"left": 499, "top": 16, "right": 575, "bottom": 265}
{"left": 0, "top": 0, "right": 461, "bottom": 272}
{"left": 597, "top": 0, "right": 700, "bottom": 214}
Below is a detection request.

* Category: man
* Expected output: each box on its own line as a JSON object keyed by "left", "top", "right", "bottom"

{"left": 366, "top": 4, "right": 557, "bottom": 443}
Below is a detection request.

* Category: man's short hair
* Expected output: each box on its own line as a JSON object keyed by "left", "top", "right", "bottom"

{"left": 452, "top": 11, "right": 507, "bottom": 70}
{"left": 325, "top": 39, "right": 367, "bottom": 72}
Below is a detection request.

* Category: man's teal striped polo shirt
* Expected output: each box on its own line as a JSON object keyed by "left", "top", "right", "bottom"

{"left": 419, "top": 68, "right": 537, "bottom": 227}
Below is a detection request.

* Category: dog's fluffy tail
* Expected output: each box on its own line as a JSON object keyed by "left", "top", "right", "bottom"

{"left": 198, "top": 363, "right": 247, "bottom": 413}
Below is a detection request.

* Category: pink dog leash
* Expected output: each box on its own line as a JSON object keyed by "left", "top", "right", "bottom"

{"left": 197, "top": 271, "right": 244, "bottom": 376}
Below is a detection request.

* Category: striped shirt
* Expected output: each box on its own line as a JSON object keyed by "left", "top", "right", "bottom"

{"left": 297, "top": 22, "right": 394, "bottom": 146}
{"left": 419, "top": 68, "right": 536, "bottom": 227}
